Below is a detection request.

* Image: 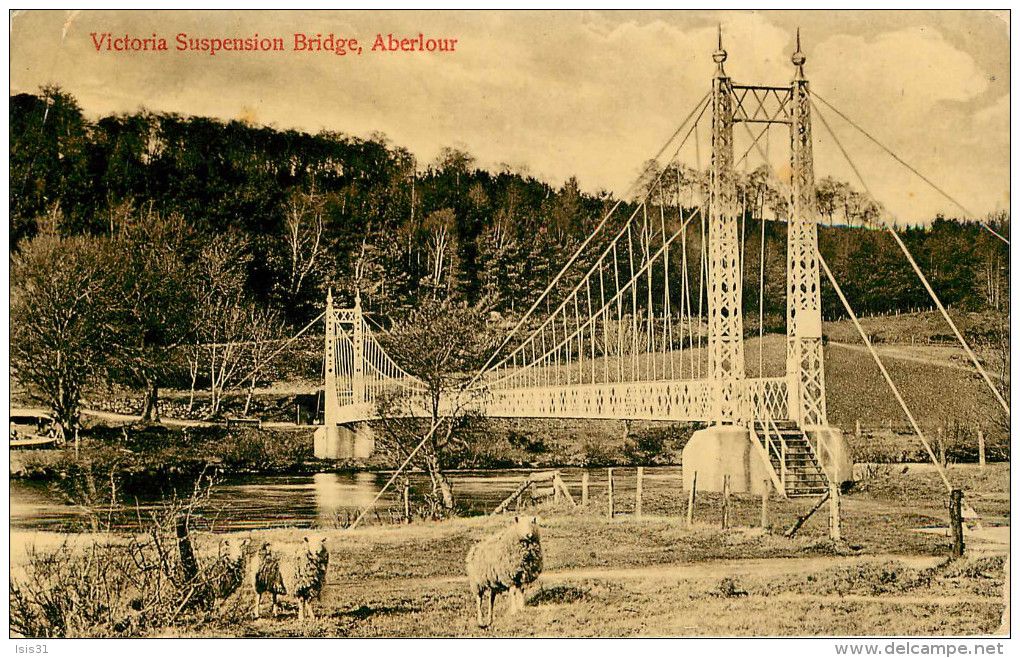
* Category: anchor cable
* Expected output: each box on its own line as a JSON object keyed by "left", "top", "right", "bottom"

{"left": 819, "top": 253, "right": 954, "bottom": 494}
{"left": 812, "top": 100, "right": 1010, "bottom": 419}
{"left": 813, "top": 92, "right": 1008, "bottom": 246}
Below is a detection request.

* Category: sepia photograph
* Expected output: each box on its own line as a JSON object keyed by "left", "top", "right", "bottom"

{"left": 6, "top": 8, "right": 1012, "bottom": 644}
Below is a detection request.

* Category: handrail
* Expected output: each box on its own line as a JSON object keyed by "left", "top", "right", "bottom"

{"left": 804, "top": 428, "right": 832, "bottom": 485}
{"left": 766, "top": 417, "right": 790, "bottom": 492}
{"left": 748, "top": 421, "right": 786, "bottom": 497}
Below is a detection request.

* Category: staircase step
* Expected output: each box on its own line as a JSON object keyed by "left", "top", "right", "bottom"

{"left": 753, "top": 421, "right": 830, "bottom": 497}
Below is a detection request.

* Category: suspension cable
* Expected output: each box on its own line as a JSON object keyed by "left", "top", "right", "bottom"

{"left": 819, "top": 253, "right": 953, "bottom": 494}
{"left": 485, "top": 210, "right": 699, "bottom": 386}
{"left": 351, "top": 95, "right": 715, "bottom": 531}
{"left": 813, "top": 92, "right": 1008, "bottom": 246}
{"left": 812, "top": 100, "right": 1010, "bottom": 419}
{"left": 472, "top": 92, "right": 710, "bottom": 384}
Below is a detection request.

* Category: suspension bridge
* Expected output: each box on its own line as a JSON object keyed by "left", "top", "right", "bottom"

{"left": 312, "top": 31, "right": 1006, "bottom": 500}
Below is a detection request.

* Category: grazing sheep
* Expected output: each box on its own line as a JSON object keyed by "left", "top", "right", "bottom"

{"left": 466, "top": 516, "right": 543, "bottom": 628}
{"left": 247, "top": 540, "right": 287, "bottom": 619}
{"left": 291, "top": 536, "right": 330, "bottom": 622}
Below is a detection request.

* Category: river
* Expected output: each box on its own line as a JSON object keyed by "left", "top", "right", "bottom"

{"left": 9, "top": 466, "right": 683, "bottom": 533}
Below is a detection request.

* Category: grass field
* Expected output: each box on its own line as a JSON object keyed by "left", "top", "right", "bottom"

{"left": 11, "top": 464, "right": 1008, "bottom": 638}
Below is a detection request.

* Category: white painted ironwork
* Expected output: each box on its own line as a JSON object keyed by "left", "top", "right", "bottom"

{"left": 319, "top": 34, "right": 829, "bottom": 438}
{"left": 786, "top": 32, "right": 828, "bottom": 427}
{"left": 707, "top": 36, "right": 746, "bottom": 424}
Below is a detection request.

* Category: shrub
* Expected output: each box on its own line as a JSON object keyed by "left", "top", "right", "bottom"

{"left": 219, "top": 429, "right": 311, "bottom": 472}
{"left": 507, "top": 430, "right": 550, "bottom": 455}
{"left": 621, "top": 423, "right": 695, "bottom": 465}
{"left": 579, "top": 439, "right": 618, "bottom": 467}
{"left": 10, "top": 474, "right": 233, "bottom": 637}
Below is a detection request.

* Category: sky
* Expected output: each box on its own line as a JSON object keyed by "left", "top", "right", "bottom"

{"left": 8, "top": 9, "right": 1011, "bottom": 225}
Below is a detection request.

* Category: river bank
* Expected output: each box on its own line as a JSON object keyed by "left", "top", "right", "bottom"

{"left": 10, "top": 484, "right": 1010, "bottom": 637}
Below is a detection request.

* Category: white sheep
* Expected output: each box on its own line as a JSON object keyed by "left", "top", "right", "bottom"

{"left": 247, "top": 540, "right": 287, "bottom": 619}
{"left": 465, "top": 516, "right": 543, "bottom": 628}
{"left": 207, "top": 537, "right": 249, "bottom": 602}
{"left": 290, "top": 536, "right": 330, "bottom": 622}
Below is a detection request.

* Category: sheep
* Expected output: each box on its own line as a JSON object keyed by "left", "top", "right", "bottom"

{"left": 465, "top": 515, "right": 543, "bottom": 628}
{"left": 246, "top": 540, "right": 287, "bottom": 619}
{"left": 290, "top": 536, "right": 330, "bottom": 622}
{"left": 206, "top": 537, "right": 249, "bottom": 603}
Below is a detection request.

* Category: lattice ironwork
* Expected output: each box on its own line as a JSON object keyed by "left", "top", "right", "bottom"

{"left": 744, "top": 378, "right": 790, "bottom": 421}
{"left": 786, "top": 54, "right": 828, "bottom": 426}
{"left": 708, "top": 54, "right": 746, "bottom": 423}
{"left": 484, "top": 380, "right": 714, "bottom": 421}
{"left": 731, "top": 85, "right": 793, "bottom": 125}
{"left": 320, "top": 38, "right": 829, "bottom": 435}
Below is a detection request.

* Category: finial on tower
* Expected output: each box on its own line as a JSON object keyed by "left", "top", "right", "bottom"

{"left": 792, "top": 27, "right": 807, "bottom": 78}
{"left": 327, "top": 287, "right": 333, "bottom": 305}
{"left": 354, "top": 288, "right": 362, "bottom": 309}
{"left": 713, "top": 23, "right": 728, "bottom": 75}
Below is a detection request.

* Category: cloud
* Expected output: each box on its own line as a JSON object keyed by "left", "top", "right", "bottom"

{"left": 8, "top": 10, "right": 1008, "bottom": 223}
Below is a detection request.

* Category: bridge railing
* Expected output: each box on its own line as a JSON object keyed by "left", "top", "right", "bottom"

{"left": 744, "top": 377, "right": 789, "bottom": 422}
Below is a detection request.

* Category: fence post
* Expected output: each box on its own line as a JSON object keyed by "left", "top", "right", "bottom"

{"left": 581, "top": 471, "right": 589, "bottom": 505}
{"left": 950, "top": 489, "right": 965, "bottom": 558}
{"left": 978, "top": 430, "right": 986, "bottom": 469}
{"left": 607, "top": 468, "right": 615, "bottom": 519}
{"left": 403, "top": 482, "right": 411, "bottom": 524}
{"left": 938, "top": 426, "right": 946, "bottom": 467}
{"left": 554, "top": 471, "right": 562, "bottom": 504}
{"left": 636, "top": 466, "right": 644, "bottom": 519}
{"left": 855, "top": 419, "right": 861, "bottom": 439}
{"left": 829, "top": 480, "right": 841, "bottom": 541}
{"left": 686, "top": 471, "right": 697, "bottom": 526}
{"left": 761, "top": 481, "right": 770, "bottom": 531}
{"left": 721, "top": 474, "right": 731, "bottom": 530}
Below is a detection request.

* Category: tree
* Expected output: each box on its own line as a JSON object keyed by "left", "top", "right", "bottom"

{"left": 815, "top": 176, "right": 847, "bottom": 226}
{"left": 420, "top": 208, "right": 460, "bottom": 295}
{"left": 276, "top": 185, "right": 326, "bottom": 315}
{"left": 434, "top": 146, "right": 475, "bottom": 192}
{"left": 10, "top": 87, "right": 92, "bottom": 240}
{"left": 375, "top": 299, "right": 493, "bottom": 513}
{"left": 104, "top": 209, "right": 198, "bottom": 422}
{"left": 241, "top": 305, "right": 285, "bottom": 416}
{"left": 193, "top": 233, "right": 252, "bottom": 417}
{"left": 11, "top": 236, "right": 111, "bottom": 435}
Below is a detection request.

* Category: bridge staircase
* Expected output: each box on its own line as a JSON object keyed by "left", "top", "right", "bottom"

{"left": 750, "top": 420, "right": 829, "bottom": 498}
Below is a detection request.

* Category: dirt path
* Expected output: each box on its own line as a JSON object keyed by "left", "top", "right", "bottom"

{"left": 81, "top": 409, "right": 303, "bottom": 430}
{"left": 829, "top": 341, "right": 977, "bottom": 374}
{"left": 329, "top": 553, "right": 946, "bottom": 595}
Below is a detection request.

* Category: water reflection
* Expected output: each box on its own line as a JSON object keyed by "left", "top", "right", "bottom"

{"left": 312, "top": 472, "right": 381, "bottom": 525}
{"left": 9, "top": 467, "right": 682, "bottom": 533}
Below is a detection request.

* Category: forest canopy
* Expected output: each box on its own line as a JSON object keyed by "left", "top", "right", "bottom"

{"left": 10, "top": 86, "right": 1010, "bottom": 329}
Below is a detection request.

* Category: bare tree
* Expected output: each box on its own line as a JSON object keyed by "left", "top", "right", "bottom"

{"left": 105, "top": 209, "right": 197, "bottom": 423}
{"left": 193, "top": 234, "right": 251, "bottom": 417}
{"left": 282, "top": 186, "right": 326, "bottom": 305}
{"left": 375, "top": 299, "right": 493, "bottom": 513}
{"left": 421, "top": 208, "right": 458, "bottom": 293}
{"left": 241, "top": 305, "right": 284, "bottom": 416}
{"left": 204, "top": 305, "right": 249, "bottom": 417}
{"left": 11, "top": 235, "right": 111, "bottom": 436}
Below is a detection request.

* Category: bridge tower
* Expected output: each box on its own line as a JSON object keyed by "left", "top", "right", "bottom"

{"left": 707, "top": 28, "right": 746, "bottom": 424}
{"left": 314, "top": 289, "right": 375, "bottom": 460}
{"left": 683, "top": 29, "right": 849, "bottom": 494}
{"left": 787, "top": 31, "right": 827, "bottom": 428}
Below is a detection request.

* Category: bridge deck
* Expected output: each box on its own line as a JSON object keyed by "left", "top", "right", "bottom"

{"left": 331, "top": 376, "right": 789, "bottom": 424}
